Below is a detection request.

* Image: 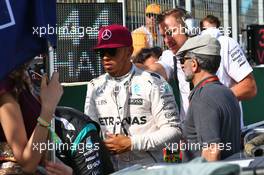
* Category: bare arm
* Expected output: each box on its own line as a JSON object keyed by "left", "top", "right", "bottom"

{"left": 146, "top": 63, "right": 168, "bottom": 81}
{"left": 230, "top": 73, "right": 257, "bottom": 101}
{"left": 134, "top": 62, "right": 168, "bottom": 80}
{"left": 0, "top": 73, "right": 63, "bottom": 173}
{"left": 201, "top": 143, "right": 221, "bottom": 161}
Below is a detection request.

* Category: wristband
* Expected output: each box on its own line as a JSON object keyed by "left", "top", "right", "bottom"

{"left": 37, "top": 122, "right": 49, "bottom": 128}
{"left": 37, "top": 117, "right": 62, "bottom": 144}
{"left": 37, "top": 117, "right": 50, "bottom": 127}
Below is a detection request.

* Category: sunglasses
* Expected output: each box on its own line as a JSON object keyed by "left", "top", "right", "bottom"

{"left": 179, "top": 57, "right": 192, "bottom": 64}
{"left": 146, "top": 13, "right": 158, "bottom": 18}
{"left": 97, "top": 48, "right": 117, "bottom": 57}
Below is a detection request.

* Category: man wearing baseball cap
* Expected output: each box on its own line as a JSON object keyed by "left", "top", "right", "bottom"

{"left": 132, "top": 3, "right": 161, "bottom": 57}
{"left": 176, "top": 35, "right": 241, "bottom": 162}
{"left": 84, "top": 24, "right": 181, "bottom": 170}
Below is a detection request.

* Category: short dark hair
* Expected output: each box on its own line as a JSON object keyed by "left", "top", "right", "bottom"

{"left": 133, "top": 47, "right": 162, "bottom": 64}
{"left": 200, "top": 15, "right": 221, "bottom": 29}
{"left": 157, "top": 8, "right": 187, "bottom": 25}
{"left": 186, "top": 52, "right": 221, "bottom": 74}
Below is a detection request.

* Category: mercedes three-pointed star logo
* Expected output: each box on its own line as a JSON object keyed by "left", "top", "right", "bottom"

{"left": 101, "top": 29, "right": 112, "bottom": 40}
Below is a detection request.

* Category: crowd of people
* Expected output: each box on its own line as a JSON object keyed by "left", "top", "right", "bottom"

{"left": 0, "top": 3, "right": 258, "bottom": 175}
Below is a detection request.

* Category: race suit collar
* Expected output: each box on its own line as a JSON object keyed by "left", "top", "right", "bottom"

{"left": 108, "top": 64, "right": 136, "bottom": 82}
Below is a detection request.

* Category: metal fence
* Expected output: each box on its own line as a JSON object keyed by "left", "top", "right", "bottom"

{"left": 125, "top": 0, "right": 177, "bottom": 30}
{"left": 192, "top": 0, "right": 224, "bottom": 25}
{"left": 238, "top": 0, "right": 259, "bottom": 52}
{"left": 126, "top": 0, "right": 178, "bottom": 49}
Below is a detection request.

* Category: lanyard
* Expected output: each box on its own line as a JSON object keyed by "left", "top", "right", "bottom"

{"left": 189, "top": 76, "right": 219, "bottom": 102}
{"left": 197, "top": 76, "right": 219, "bottom": 88}
{"left": 112, "top": 66, "right": 136, "bottom": 135}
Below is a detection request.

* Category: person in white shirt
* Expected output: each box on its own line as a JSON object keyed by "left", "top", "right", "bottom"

{"left": 200, "top": 15, "right": 257, "bottom": 126}
{"left": 147, "top": 8, "right": 192, "bottom": 120}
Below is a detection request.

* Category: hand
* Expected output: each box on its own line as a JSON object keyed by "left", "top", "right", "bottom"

{"left": 201, "top": 143, "right": 221, "bottom": 161}
{"left": 40, "top": 72, "right": 63, "bottom": 118}
{"left": 104, "top": 133, "right": 131, "bottom": 154}
{"left": 45, "top": 161, "right": 73, "bottom": 175}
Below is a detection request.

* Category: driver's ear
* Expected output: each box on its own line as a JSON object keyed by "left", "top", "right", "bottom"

{"left": 128, "top": 46, "right": 134, "bottom": 58}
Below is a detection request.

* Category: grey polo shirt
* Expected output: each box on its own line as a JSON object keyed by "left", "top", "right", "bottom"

{"left": 182, "top": 76, "right": 241, "bottom": 162}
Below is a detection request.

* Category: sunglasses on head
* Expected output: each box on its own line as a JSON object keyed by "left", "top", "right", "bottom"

{"left": 146, "top": 13, "right": 158, "bottom": 18}
{"left": 179, "top": 56, "right": 192, "bottom": 64}
{"left": 97, "top": 48, "right": 117, "bottom": 57}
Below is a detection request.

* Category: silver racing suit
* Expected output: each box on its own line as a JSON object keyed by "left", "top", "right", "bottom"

{"left": 84, "top": 64, "right": 182, "bottom": 170}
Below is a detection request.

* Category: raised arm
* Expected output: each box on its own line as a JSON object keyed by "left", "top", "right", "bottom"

{"left": 0, "top": 72, "right": 63, "bottom": 173}
{"left": 147, "top": 63, "right": 168, "bottom": 81}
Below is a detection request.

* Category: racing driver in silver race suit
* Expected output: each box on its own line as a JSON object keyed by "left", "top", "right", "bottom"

{"left": 84, "top": 24, "right": 182, "bottom": 171}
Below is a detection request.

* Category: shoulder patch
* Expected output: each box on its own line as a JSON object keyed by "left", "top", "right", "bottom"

{"left": 150, "top": 72, "right": 161, "bottom": 79}
{"left": 89, "top": 74, "right": 106, "bottom": 87}
{"left": 90, "top": 80, "right": 95, "bottom": 86}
